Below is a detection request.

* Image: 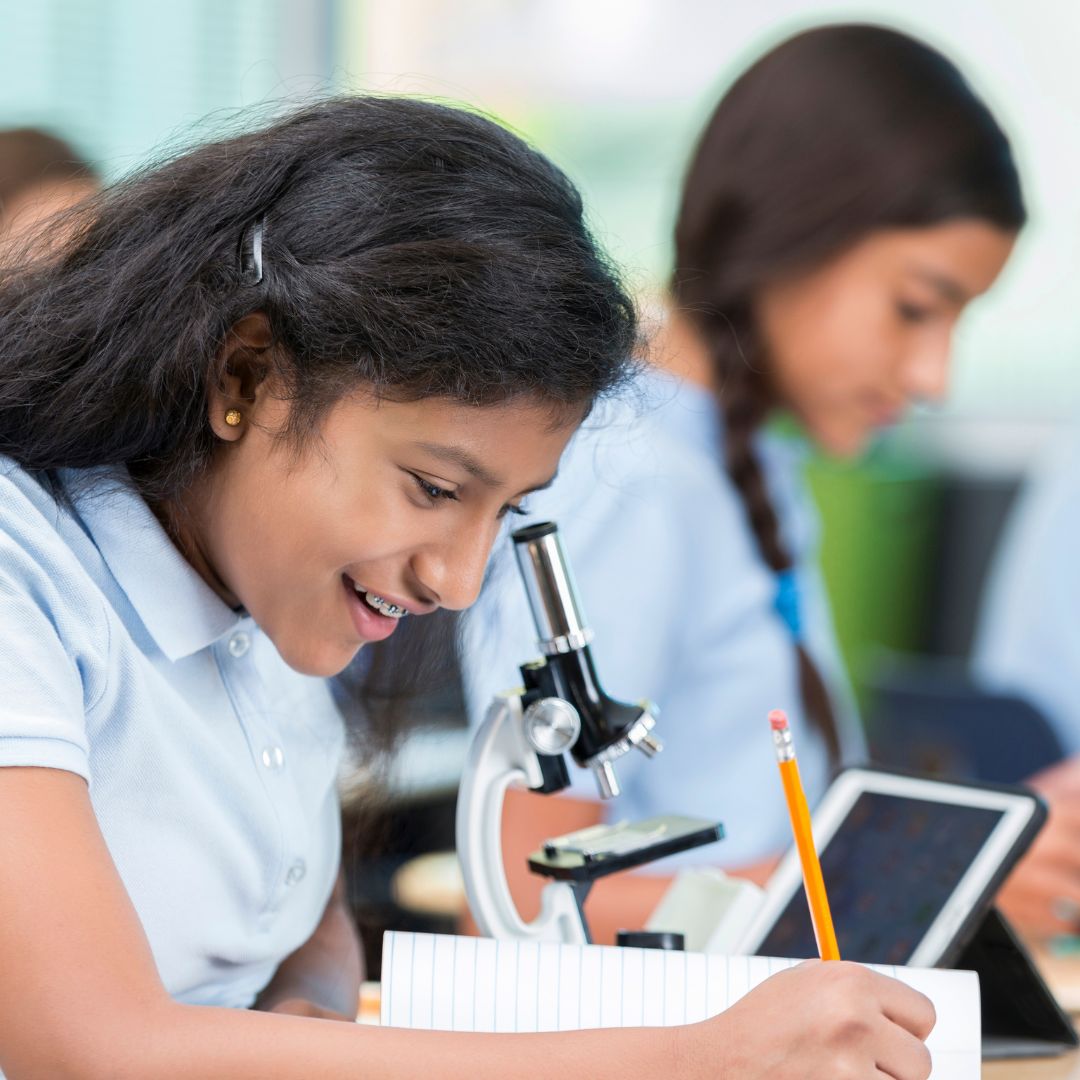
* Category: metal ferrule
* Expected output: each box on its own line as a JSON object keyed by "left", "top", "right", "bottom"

{"left": 538, "top": 627, "right": 594, "bottom": 656}
{"left": 772, "top": 726, "right": 795, "bottom": 762}
{"left": 513, "top": 524, "right": 593, "bottom": 655}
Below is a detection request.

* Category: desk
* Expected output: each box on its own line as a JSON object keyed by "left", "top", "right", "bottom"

{"left": 985, "top": 944, "right": 1080, "bottom": 1077}
{"left": 985, "top": 1055, "right": 1079, "bottom": 1078}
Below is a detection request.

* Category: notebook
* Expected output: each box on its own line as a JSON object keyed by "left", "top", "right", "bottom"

{"left": 380, "top": 931, "right": 980, "bottom": 1079}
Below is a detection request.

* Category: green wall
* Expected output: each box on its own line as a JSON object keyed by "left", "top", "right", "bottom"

{"left": 807, "top": 449, "right": 942, "bottom": 702}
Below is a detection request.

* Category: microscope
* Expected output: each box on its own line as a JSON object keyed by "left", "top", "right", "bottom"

{"left": 456, "top": 522, "right": 723, "bottom": 946}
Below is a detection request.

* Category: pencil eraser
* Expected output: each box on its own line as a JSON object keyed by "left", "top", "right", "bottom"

{"left": 768, "top": 709, "right": 789, "bottom": 731}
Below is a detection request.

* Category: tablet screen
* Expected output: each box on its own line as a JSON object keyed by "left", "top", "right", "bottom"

{"left": 754, "top": 791, "right": 1006, "bottom": 964}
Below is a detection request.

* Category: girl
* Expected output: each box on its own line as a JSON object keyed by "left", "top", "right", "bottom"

{"left": 465, "top": 24, "right": 1023, "bottom": 942}
{"left": 0, "top": 97, "right": 933, "bottom": 1079}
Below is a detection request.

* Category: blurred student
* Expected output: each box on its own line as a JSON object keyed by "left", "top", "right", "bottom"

{"left": 464, "top": 24, "right": 1022, "bottom": 941}
{"left": 975, "top": 428, "right": 1080, "bottom": 938}
{"left": 0, "top": 127, "right": 98, "bottom": 254}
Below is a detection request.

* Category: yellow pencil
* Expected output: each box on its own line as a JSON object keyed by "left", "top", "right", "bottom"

{"left": 769, "top": 708, "right": 841, "bottom": 961}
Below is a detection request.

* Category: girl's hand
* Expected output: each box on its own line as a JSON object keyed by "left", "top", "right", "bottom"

{"left": 679, "top": 960, "right": 936, "bottom": 1080}
{"left": 997, "top": 755, "right": 1080, "bottom": 939}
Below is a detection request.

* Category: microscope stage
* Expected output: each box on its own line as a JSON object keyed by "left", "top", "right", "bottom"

{"left": 528, "top": 814, "right": 723, "bottom": 881}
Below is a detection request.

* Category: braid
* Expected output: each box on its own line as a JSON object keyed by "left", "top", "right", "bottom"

{"left": 707, "top": 321, "right": 842, "bottom": 765}
{"left": 721, "top": 362, "right": 783, "bottom": 567}
{"left": 668, "top": 24, "right": 1025, "bottom": 770}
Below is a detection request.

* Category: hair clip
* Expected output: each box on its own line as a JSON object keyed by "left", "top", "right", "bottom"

{"left": 239, "top": 216, "right": 265, "bottom": 286}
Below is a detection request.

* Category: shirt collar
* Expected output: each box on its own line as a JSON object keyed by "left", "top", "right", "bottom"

{"left": 63, "top": 467, "right": 243, "bottom": 661}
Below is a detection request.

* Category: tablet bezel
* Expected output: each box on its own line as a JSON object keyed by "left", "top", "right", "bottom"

{"left": 737, "top": 766, "right": 1045, "bottom": 967}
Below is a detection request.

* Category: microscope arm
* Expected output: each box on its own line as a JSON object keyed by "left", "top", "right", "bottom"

{"left": 456, "top": 692, "right": 590, "bottom": 944}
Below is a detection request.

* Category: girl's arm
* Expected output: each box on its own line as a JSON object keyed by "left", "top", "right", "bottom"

{"left": 0, "top": 767, "right": 933, "bottom": 1080}
{"left": 253, "top": 869, "right": 362, "bottom": 1020}
{"left": 0, "top": 766, "right": 672, "bottom": 1080}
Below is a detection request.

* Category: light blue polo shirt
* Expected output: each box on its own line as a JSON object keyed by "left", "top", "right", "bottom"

{"left": 0, "top": 460, "right": 345, "bottom": 1010}
{"left": 975, "top": 424, "right": 1080, "bottom": 752}
{"left": 462, "top": 370, "right": 863, "bottom": 868}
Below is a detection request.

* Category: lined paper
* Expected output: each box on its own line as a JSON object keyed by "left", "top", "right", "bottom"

{"left": 381, "top": 931, "right": 980, "bottom": 1079}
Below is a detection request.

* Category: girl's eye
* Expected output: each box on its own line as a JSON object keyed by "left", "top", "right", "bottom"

{"left": 411, "top": 474, "right": 458, "bottom": 504}
{"left": 896, "top": 300, "right": 934, "bottom": 324}
{"left": 498, "top": 502, "right": 529, "bottom": 520}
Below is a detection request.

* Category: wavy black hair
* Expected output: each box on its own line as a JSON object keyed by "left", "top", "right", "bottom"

{"left": 0, "top": 96, "right": 638, "bottom": 757}
{"left": 0, "top": 96, "right": 636, "bottom": 502}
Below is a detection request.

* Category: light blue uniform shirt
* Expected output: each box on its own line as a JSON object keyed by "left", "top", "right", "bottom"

{"left": 0, "top": 461, "right": 344, "bottom": 1013}
{"left": 462, "top": 370, "right": 862, "bottom": 868}
{"left": 975, "top": 425, "right": 1080, "bottom": 752}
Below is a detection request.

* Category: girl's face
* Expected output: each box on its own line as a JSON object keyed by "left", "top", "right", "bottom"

{"left": 755, "top": 219, "right": 1016, "bottom": 457}
{"left": 185, "top": 355, "right": 577, "bottom": 677}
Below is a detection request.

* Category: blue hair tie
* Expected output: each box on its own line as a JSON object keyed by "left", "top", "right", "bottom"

{"left": 774, "top": 569, "right": 802, "bottom": 641}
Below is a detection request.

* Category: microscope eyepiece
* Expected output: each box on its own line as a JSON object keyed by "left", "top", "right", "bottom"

{"left": 511, "top": 522, "right": 663, "bottom": 799}
{"left": 512, "top": 522, "right": 593, "bottom": 655}
{"left": 511, "top": 521, "right": 559, "bottom": 542}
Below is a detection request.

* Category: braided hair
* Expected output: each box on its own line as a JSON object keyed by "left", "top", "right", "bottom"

{"left": 672, "top": 25, "right": 1025, "bottom": 762}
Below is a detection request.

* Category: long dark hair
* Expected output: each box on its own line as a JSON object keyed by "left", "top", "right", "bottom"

{"left": 0, "top": 96, "right": 638, "bottom": 753}
{"left": 672, "top": 25, "right": 1025, "bottom": 762}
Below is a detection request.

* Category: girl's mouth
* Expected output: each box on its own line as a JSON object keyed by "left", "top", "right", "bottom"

{"left": 342, "top": 575, "right": 408, "bottom": 642}
{"left": 360, "top": 590, "right": 409, "bottom": 618}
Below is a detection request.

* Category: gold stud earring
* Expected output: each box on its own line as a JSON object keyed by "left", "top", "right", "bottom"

{"left": 224, "top": 409, "right": 242, "bottom": 427}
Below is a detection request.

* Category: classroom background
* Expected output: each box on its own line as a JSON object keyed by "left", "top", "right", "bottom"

{"left": 5, "top": 0, "right": 1080, "bottom": 964}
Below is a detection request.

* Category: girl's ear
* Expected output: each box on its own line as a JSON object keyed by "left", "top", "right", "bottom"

{"left": 206, "top": 312, "right": 274, "bottom": 441}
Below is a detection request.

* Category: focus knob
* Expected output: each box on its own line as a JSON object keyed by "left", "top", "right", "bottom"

{"left": 522, "top": 697, "right": 581, "bottom": 756}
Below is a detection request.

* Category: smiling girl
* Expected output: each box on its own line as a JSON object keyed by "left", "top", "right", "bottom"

{"left": 0, "top": 96, "right": 935, "bottom": 1079}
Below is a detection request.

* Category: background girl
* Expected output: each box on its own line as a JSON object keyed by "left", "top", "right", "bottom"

{"left": 466, "top": 23, "right": 1023, "bottom": 942}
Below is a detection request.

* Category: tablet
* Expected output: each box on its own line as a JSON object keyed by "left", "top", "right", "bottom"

{"left": 738, "top": 767, "right": 1045, "bottom": 967}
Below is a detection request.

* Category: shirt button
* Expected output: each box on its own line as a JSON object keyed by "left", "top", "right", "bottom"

{"left": 228, "top": 632, "right": 250, "bottom": 658}
{"left": 285, "top": 860, "right": 306, "bottom": 886}
{"left": 260, "top": 746, "right": 285, "bottom": 770}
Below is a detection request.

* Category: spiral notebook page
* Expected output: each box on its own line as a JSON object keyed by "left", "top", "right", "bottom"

{"left": 381, "top": 931, "right": 980, "bottom": 1079}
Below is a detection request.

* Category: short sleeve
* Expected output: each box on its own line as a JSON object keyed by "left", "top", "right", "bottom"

{"left": 0, "top": 486, "right": 106, "bottom": 781}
